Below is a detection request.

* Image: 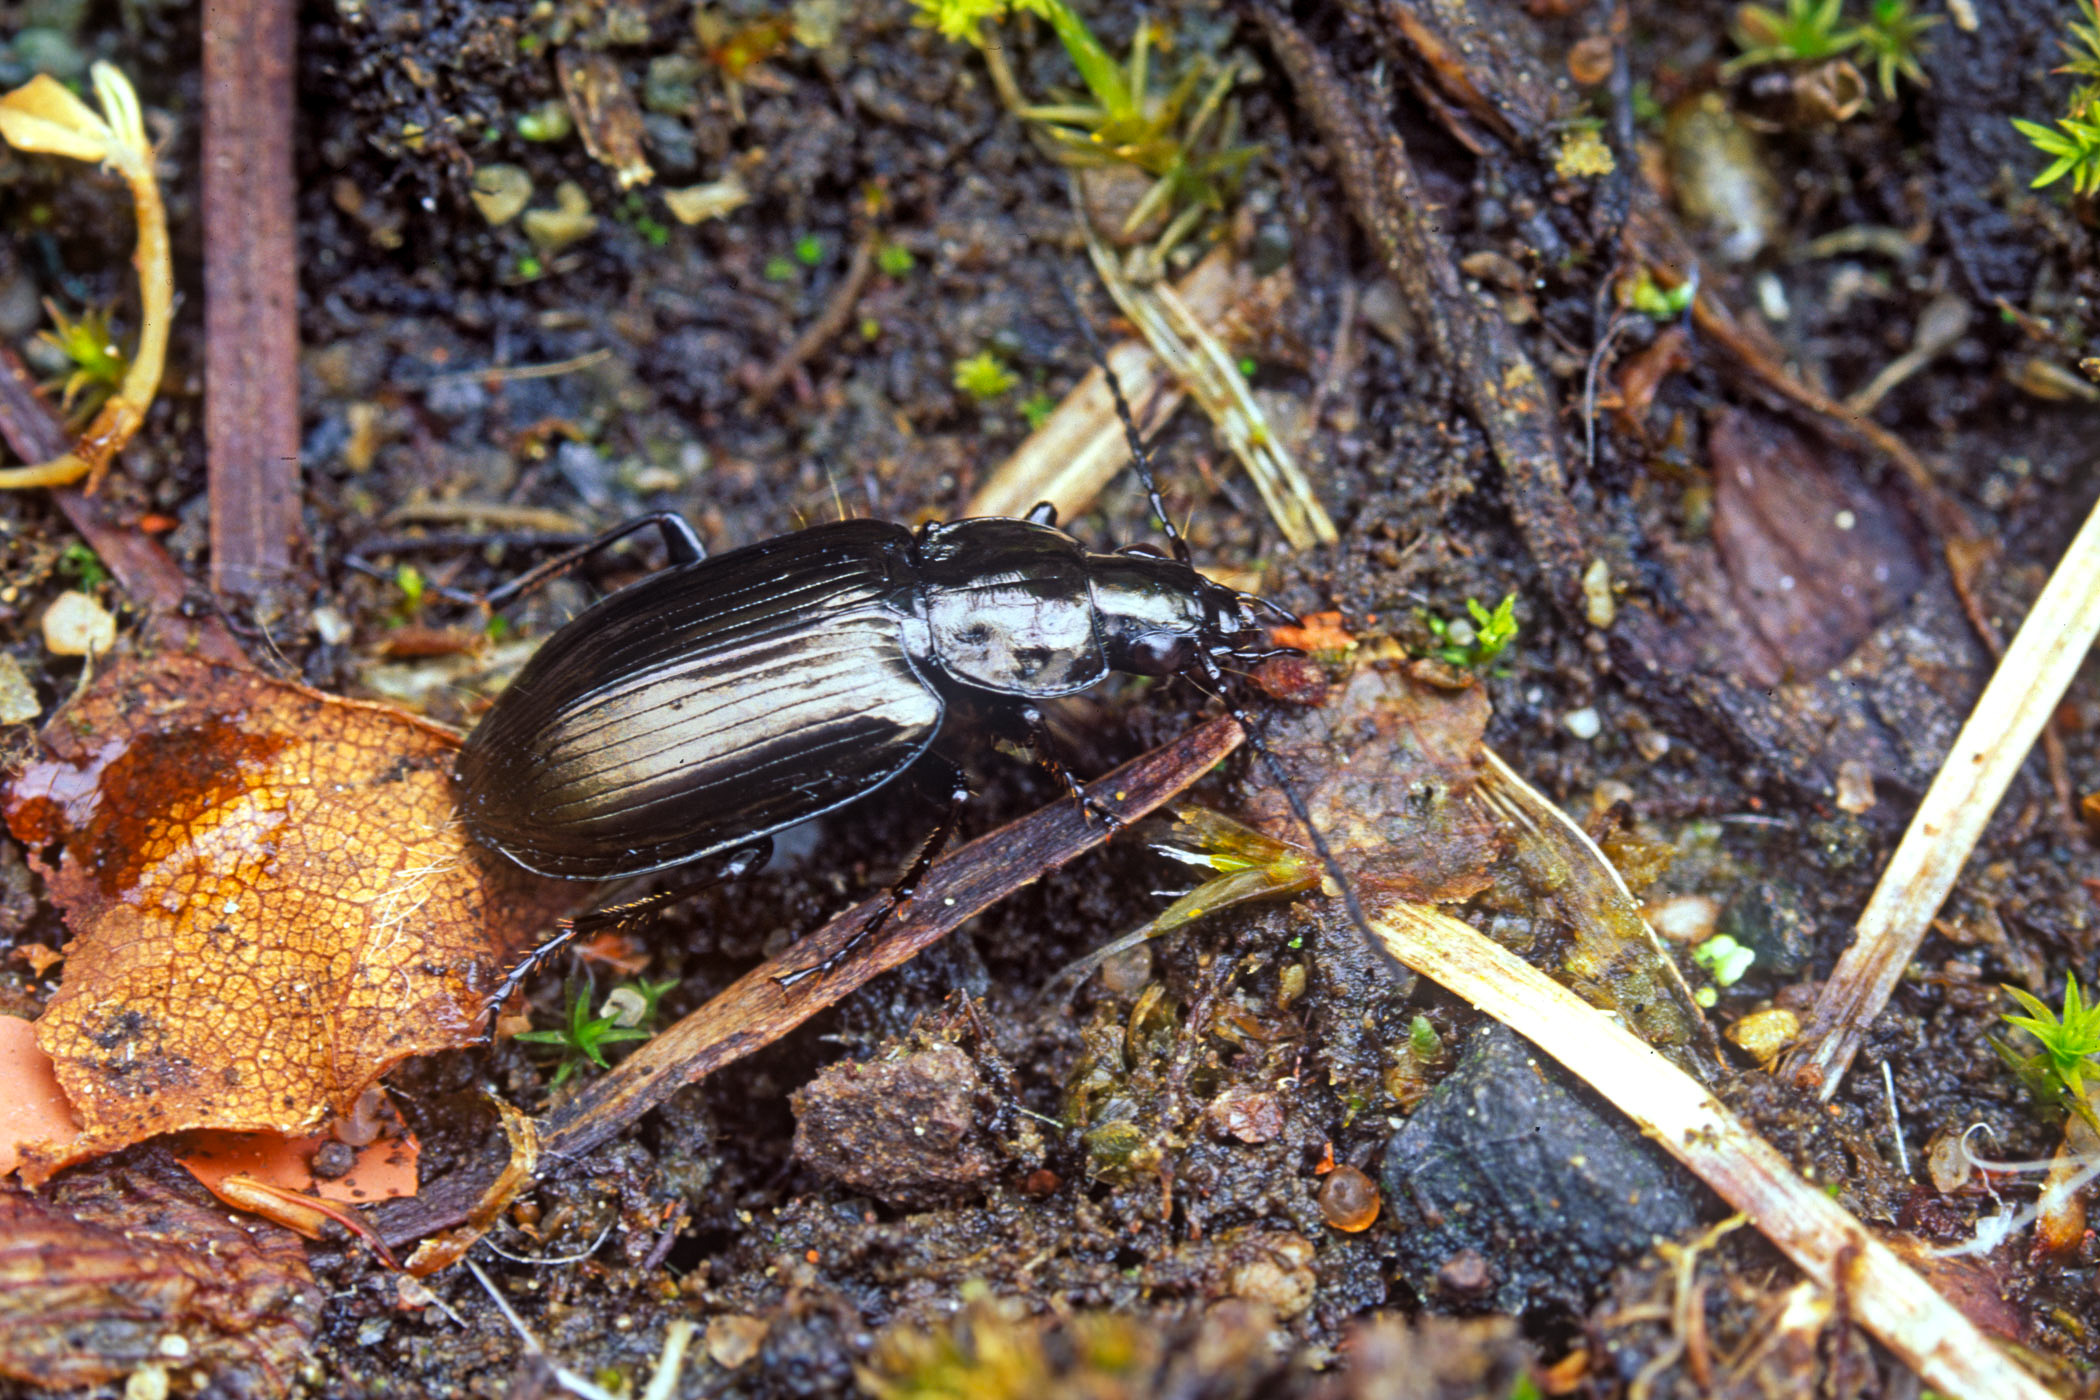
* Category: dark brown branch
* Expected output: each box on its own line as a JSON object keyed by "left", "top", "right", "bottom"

{"left": 203, "top": 0, "right": 304, "bottom": 602}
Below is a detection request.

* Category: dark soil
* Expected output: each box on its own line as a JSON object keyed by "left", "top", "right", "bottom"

{"left": 2, "top": 0, "right": 2098, "bottom": 1395}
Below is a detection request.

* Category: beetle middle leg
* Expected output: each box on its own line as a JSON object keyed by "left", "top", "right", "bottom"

{"left": 775, "top": 759, "right": 972, "bottom": 987}
{"left": 479, "top": 837, "right": 771, "bottom": 1041}
{"left": 998, "top": 702, "right": 1128, "bottom": 834}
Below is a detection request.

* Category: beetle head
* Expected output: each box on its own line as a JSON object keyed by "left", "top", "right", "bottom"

{"left": 1092, "top": 546, "right": 1297, "bottom": 678}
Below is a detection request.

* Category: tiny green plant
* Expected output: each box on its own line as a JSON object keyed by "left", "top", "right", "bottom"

{"left": 56, "top": 540, "right": 108, "bottom": 589}
{"left": 794, "top": 233, "right": 826, "bottom": 266}
{"left": 912, "top": 0, "right": 1258, "bottom": 256}
{"left": 2015, "top": 0, "right": 2100, "bottom": 197}
{"left": 1422, "top": 593, "right": 1519, "bottom": 671}
{"left": 1853, "top": 0, "right": 1941, "bottom": 99}
{"left": 762, "top": 254, "right": 798, "bottom": 282}
{"left": 515, "top": 976, "right": 678, "bottom": 1090}
{"left": 1725, "top": 0, "right": 1860, "bottom": 74}
{"left": 1997, "top": 974, "right": 2100, "bottom": 1125}
{"left": 392, "top": 563, "right": 426, "bottom": 619}
{"left": 1018, "top": 387, "right": 1057, "bottom": 429}
{"left": 35, "top": 299, "right": 129, "bottom": 423}
{"left": 876, "top": 241, "right": 916, "bottom": 276}
{"left": 952, "top": 349, "right": 1019, "bottom": 399}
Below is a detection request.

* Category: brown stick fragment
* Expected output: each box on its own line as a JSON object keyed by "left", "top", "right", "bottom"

{"left": 203, "top": 0, "right": 304, "bottom": 602}
{"left": 375, "top": 716, "right": 1245, "bottom": 1246}
{"left": 744, "top": 234, "right": 878, "bottom": 408}
{"left": 0, "top": 347, "right": 245, "bottom": 665}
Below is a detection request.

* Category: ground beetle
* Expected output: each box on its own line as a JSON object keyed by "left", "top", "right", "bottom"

{"left": 456, "top": 330, "right": 1381, "bottom": 1014}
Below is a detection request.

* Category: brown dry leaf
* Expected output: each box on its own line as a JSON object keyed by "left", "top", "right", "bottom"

{"left": 1239, "top": 658, "right": 1502, "bottom": 905}
{"left": 3, "top": 652, "right": 574, "bottom": 1183}
{"left": 0, "top": 1154, "right": 319, "bottom": 1393}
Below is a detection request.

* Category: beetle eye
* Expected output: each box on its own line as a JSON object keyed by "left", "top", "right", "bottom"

{"left": 1125, "top": 633, "right": 1196, "bottom": 676}
{"left": 1117, "top": 542, "right": 1168, "bottom": 559}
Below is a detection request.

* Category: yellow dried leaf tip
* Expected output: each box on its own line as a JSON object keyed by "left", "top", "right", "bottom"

{"left": 0, "top": 63, "right": 169, "bottom": 491}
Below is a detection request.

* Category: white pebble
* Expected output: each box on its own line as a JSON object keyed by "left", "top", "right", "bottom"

{"left": 43, "top": 590, "right": 115, "bottom": 657}
{"left": 0, "top": 652, "right": 38, "bottom": 724}
{"left": 1562, "top": 706, "right": 1602, "bottom": 740}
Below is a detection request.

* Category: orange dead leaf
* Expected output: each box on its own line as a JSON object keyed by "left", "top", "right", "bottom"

{"left": 1270, "top": 610, "right": 1356, "bottom": 654}
{"left": 0, "top": 1015, "right": 75, "bottom": 1176}
{"left": 177, "top": 1121, "right": 420, "bottom": 1208}
{"left": 3, "top": 653, "right": 576, "bottom": 1183}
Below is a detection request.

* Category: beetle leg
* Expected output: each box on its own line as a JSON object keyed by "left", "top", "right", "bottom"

{"left": 480, "top": 511, "right": 707, "bottom": 610}
{"left": 476, "top": 838, "right": 770, "bottom": 1042}
{"left": 1011, "top": 703, "right": 1127, "bottom": 834}
{"left": 775, "top": 763, "right": 971, "bottom": 987}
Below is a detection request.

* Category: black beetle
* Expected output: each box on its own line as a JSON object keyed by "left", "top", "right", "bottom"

{"left": 455, "top": 341, "right": 1380, "bottom": 1013}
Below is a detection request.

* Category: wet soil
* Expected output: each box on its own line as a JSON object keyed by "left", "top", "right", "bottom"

{"left": 2, "top": 0, "right": 2099, "bottom": 1395}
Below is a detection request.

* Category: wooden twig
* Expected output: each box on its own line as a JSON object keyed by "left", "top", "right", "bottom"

{"left": 1786, "top": 493, "right": 2100, "bottom": 1098}
{"left": 203, "top": 0, "right": 303, "bottom": 600}
{"left": 1374, "top": 899, "right": 2053, "bottom": 1400}
{"left": 744, "top": 234, "right": 877, "bottom": 408}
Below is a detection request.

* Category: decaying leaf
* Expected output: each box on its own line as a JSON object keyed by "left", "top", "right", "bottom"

{"left": 1237, "top": 658, "right": 1503, "bottom": 905}
{"left": 1235, "top": 653, "right": 1716, "bottom": 1073}
{"left": 556, "top": 49, "right": 653, "bottom": 189}
{"left": 3, "top": 653, "right": 574, "bottom": 1183}
{"left": 0, "top": 1154, "right": 319, "bottom": 1394}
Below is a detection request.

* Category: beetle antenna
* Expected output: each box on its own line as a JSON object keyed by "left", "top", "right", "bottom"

{"left": 1056, "top": 277, "right": 1192, "bottom": 568}
{"left": 1191, "top": 651, "right": 1409, "bottom": 986}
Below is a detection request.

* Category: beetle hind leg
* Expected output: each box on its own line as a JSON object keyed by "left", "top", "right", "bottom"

{"left": 775, "top": 763, "right": 972, "bottom": 988}
{"left": 1007, "top": 703, "right": 1127, "bottom": 834}
{"left": 476, "top": 838, "right": 771, "bottom": 1043}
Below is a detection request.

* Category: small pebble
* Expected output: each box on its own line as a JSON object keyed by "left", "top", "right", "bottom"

{"left": 1834, "top": 759, "right": 1876, "bottom": 815}
{"left": 1318, "top": 1164, "right": 1382, "bottom": 1232}
{"left": 0, "top": 652, "right": 38, "bottom": 723}
{"left": 1725, "top": 1005, "right": 1800, "bottom": 1063}
{"left": 1582, "top": 557, "right": 1615, "bottom": 628}
{"left": 42, "top": 590, "right": 114, "bottom": 657}
{"left": 704, "top": 1315, "right": 768, "bottom": 1371}
{"left": 468, "top": 164, "right": 532, "bottom": 226}
{"left": 1645, "top": 894, "right": 1720, "bottom": 944}
{"left": 311, "top": 605, "right": 352, "bottom": 646}
{"left": 1562, "top": 706, "right": 1601, "bottom": 740}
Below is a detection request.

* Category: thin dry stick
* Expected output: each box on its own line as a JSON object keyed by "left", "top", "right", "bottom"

{"left": 1373, "top": 900, "right": 2053, "bottom": 1400}
{"left": 204, "top": 0, "right": 303, "bottom": 598}
{"left": 1788, "top": 491, "right": 2100, "bottom": 1098}
{"left": 965, "top": 248, "right": 1241, "bottom": 523}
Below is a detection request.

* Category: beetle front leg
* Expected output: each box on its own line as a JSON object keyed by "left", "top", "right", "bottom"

{"left": 775, "top": 762, "right": 972, "bottom": 987}
{"left": 1006, "top": 703, "right": 1127, "bottom": 834}
{"left": 478, "top": 838, "right": 771, "bottom": 1043}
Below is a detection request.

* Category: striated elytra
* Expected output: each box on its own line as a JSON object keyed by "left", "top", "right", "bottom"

{"left": 454, "top": 509, "right": 1290, "bottom": 883}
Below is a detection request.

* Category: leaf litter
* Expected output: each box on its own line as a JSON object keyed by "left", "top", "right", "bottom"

{"left": 2, "top": 651, "right": 576, "bottom": 1183}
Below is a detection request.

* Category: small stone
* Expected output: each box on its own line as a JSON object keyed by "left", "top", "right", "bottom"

{"left": 1724, "top": 1006, "right": 1800, "bottom": 1063}
{"left": 1318, "top": 1164, "right": 1382, "bottom": 1232}
{"left": 469, "top": 164, "right": 532, "bottom": 226}
{"left": 1834, "top": 758, "right": 1876, "bottom": 815}
{"left": 1645, "top": 894, "right": 1719, "bottom": 944}
{"left": 42, "top": 590, "right": 114, "bottom": 657}
{"left": 521, "top": 181, "right": 598, "bottom": 254}
{"left": 1227, "top": 1233, "right": 1316, "bottom": 1318}
{"left": 1206, "top": 1084, "right": 1286, "bottom": 1143}
{"left": 123, "top": 1366, "right": 169, "bottom": 1400}
{"left": 642, "top": 52, "right": 702, "bottom": 113}
{"left": 311, "top": 605, "right": 353, "bottom": 647}
{"left": 0, "top": 653, "right": 38, "bottom": 723}
{"left": 1632, "top": 727, "right": 1670, "bottom": 762}
{"left": 1582, "top": 557, "right": 1616, "bottom": 628}
{"left": 704, "top": 1314, "right": 767, "bottom": 1370}
{"left": 663, "top": 175, "right": 750, "bottom": 226}
{"left": 1562, "top": 706, "right": 1601, "bottom": 740}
